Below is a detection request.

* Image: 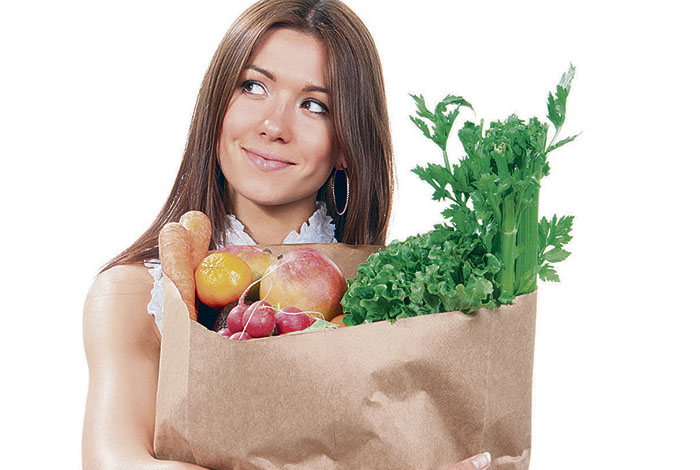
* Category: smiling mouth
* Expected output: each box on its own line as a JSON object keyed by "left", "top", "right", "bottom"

{"left": 243, "top": 148, "right": 294, "bottom": 172}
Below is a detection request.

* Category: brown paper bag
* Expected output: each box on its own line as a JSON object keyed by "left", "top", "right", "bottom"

{"left": 154, "top": 243, "right": 536, "bottom": 470}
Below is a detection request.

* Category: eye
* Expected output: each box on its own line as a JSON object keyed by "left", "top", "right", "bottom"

{"left": 302, "top": 99, "right": 329, "bottom": 115}
{"left": 241, "top": 80, "right": 267, "bottom": 95}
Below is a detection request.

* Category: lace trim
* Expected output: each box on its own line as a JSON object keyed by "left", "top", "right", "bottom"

{"left": 223, "top": 201, "right": 337, "bottom": 246}
{"left": 144, "top": 260, "right": 164, "bottom": 333}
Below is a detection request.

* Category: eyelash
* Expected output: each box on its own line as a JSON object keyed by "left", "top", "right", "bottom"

{"left": 302, "top": 99, "right": 329, "bottom": 115}
{"left": 241, "top": 80, "right": 266, "bottom": 95}
{"left": 240, "top": 80, "right": 329, "bottom": 115}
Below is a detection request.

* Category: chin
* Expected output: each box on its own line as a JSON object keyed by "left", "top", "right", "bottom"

{"left": 236, "top": 184, "right": 304, "bottom": 208}
{"left": 226, "top": 167, "right": 323, "bottom": 209}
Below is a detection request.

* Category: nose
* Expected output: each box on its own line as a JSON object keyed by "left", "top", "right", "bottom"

{"left": 259, "top": 100, "right": 292, "bottom": 143}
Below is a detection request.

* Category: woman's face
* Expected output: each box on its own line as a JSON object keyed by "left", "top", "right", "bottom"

{"left": 217, "top": 28, "right": 344, "bottom": 210}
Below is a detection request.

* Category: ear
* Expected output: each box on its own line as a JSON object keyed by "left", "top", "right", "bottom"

{"left": 334, "top": 152, "right": 348, "bottom": 171}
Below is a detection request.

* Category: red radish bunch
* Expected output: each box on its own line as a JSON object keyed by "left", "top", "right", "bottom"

{"left": 216, "top": 267, "right": 321, "bottom": 340}
{"left": 218, "top": 300, "right": 319, "bottom": 340}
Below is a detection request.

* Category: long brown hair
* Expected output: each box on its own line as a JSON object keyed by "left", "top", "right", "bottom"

{"left": 101, "top": 0, "right": 393, "bottom": 272}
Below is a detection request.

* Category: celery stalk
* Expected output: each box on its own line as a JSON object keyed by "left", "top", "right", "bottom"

{"left": 497, "top": 196, "right": 518, "bottom": 299}
{"left": 515, "top": 190, "right": 539, "bottom": 295}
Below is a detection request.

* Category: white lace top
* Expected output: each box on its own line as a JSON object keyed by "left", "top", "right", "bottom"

{"left": 145, "top": 201, "right": 337, "bottom": 333}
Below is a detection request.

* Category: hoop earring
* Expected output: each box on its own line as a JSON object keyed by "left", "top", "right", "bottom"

{"left": 331, "top": 168, "right": 349, "bottom": 216}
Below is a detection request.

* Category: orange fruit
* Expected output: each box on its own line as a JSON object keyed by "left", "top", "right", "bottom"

{"left": 195, "top": 253, "right": 253, "bottom": 308}
{"left": 330, "top": 314, "right": 347, "bottom": 328}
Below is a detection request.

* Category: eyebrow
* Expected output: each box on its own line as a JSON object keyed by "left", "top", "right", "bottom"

{"left": 244, "top": 65, "right": 329, "bottom": 94}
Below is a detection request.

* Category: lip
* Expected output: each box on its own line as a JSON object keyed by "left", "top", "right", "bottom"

{"left": 243, "top": 147, "right": 294, "bottom": 172}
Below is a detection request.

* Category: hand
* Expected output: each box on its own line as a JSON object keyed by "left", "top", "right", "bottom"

{"left": 449, "top": 452, "right": 491, "bottom": 470}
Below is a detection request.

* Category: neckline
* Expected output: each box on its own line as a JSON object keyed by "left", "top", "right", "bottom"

{"left": 221, "top": 201, "right": 337, "bottom": 246}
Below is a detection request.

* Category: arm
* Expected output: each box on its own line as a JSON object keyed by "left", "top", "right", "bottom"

{"left": 82, "top": 264, "right": 209, "bottom": 470}
{"left": 82, "top": 265, "right": 490, "bottom": 470}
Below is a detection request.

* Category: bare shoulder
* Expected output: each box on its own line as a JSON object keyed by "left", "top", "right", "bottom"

{"left": 83, "top": 264, "right": 161, "bottom": 363}
{"left": 87, "top": 264, "right": 154, "bottom": 299}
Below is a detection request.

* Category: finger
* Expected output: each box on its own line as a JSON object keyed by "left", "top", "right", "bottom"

{"left": 450, "top": 452, "right": 492, "bottom": 470}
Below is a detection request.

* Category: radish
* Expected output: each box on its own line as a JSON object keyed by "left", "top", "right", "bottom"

{"left": 241, "top": 300, "right": 275, "bottom": 338}
{"left": 226, "top": 303, "right": 249, "bottom": 333}
{"left": 275, "top": 306, "right": 316, "bottom": 334}
{"left": 218, "top": 327, "right": 233, "bottom": 337}
{"left": 230, "top": 331, "right": 253, "bottom": 341}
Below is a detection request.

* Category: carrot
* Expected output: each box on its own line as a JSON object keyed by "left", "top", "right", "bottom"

{"left": 158, "top": 222, "right": 197, "bottom": 321}
{"left": 179, "top": 211, "right": 212, "bottom": 271}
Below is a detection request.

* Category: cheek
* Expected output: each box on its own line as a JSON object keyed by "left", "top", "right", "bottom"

{"left": 297, "top": 120, "right": 336, "bottom": 167}
{"left": 220, "top": 100, "right": 248, "bottom": 143}
{"left": 217, "top": 103, "right": 252, "bottom": 172}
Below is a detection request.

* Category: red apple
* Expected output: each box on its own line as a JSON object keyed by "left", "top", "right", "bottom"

{"left": 259, "top": 248, "right": 346, "bottom": 321}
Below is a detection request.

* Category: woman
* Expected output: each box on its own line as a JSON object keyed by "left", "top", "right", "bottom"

{"left": 82, "top": 1, "right": 491, "bottom": 469}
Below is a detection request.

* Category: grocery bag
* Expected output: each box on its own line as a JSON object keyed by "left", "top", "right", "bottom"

{"left": 154, "top": 243, "right": 536, "bottom": 470}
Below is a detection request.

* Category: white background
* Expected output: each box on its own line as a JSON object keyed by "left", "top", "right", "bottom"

{"left": 1, "top": 1, "right": 698, "bottom": 468}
